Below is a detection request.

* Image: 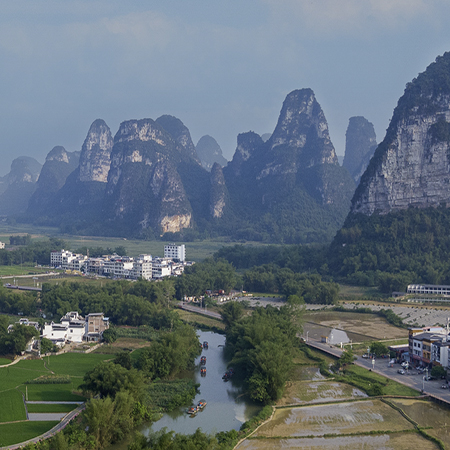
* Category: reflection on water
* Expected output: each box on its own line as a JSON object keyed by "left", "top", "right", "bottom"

{"left": 143, "top": 330, "right": 261, "bottom": 436}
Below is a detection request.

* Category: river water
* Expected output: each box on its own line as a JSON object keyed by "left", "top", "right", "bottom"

{"left": 142, "top": 330, "right": 261, "bottom": 436}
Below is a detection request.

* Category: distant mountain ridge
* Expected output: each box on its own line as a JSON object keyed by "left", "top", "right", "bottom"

{"left": 12, "top": 89, "right": 356, "bottom": 243}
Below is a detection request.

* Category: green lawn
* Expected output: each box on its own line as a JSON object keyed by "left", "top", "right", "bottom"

{"left": 0, "top": 389, "right": 26, "bottom": 422}
{"left": 26, "top": 403, "right": 77, "bottom": 413}
{"left": 0, "top": 421, "right": 59, "bottom": 446}
{"left": 0, "top": 357, "right": 12, "bottom": 366}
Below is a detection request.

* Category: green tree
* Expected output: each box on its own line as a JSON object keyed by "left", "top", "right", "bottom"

{"left": 370, "top": 342, "right": 389, "bottom": 357}
{"left": 81, "top": 362, "right": 146, "bottom": 399}
{"left": 102, "top": 328, "right": 117, "bottom": 344}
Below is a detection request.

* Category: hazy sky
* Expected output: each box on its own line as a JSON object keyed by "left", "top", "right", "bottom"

{"left": 1, "top": 0, "right": 450, "bottom": 175}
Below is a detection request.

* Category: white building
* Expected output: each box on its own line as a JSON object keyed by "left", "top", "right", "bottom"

{"left": 42, "top": 311, "right": 108, "bottom": 347}
{"left": 164, "top": 244, "right": 185, "bottom": 262}
{"left": 407, "top": 284, "right": 450, "bottom": 296}
{"left": 152, "top": 259, "right": 172, "bottom": 279}
{"left": 131, "top": 258, "right": 153, "bottom": 280}
{"left": 0, "top": 241, "right": 5, "bottom": 249}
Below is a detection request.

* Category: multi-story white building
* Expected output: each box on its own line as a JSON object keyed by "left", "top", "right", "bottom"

{"left": 152, "top": 259, "right": 172, "bottom": 279}
{"left": 407, "top": 284, "right": 450, "bottom": 296}
{"left": 50, "top": 248, "right": 188, "bottom": 281}
{"left": 164, "top": 244, "right": 185, "bottom": 262}
{"left": 42, "top": 311, "right": 109, "bottom": 347}
{"left": 50, "top": 249, "right": 84, "bottom": 268}
{"left": 131, "top": 258, "right": 153, "bottom": 280}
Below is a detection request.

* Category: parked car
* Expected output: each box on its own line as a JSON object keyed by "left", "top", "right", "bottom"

{"left": 441, "top": 384, "right": 449, "bottom": 389}
{"left": 397, "top": 369, "right": 406, "bottom": 375}
{"left": 362, "top": 354, "right": 369, "bottom": 358}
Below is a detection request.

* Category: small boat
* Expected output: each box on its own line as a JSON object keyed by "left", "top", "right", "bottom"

{"left": 187, "top": 405, "right": 198, "bottom": 415}
{"left": 200, "top": 367, "right": 206, "bottom": 376}
{"left": 197, "top": 399, "right": 207, "bottom": 410}
{"left": 203, "top": 341, "right": 209, "bottom": 349}
{"left": 222, "top": 367, "right": 234, "bottom": 381}
{"left": 200, "top": 356, "right": 206, "bottom": 365}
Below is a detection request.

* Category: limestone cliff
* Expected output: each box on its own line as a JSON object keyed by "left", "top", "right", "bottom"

{"left": 0, "top": 157, "right": 42, "bottom": 215}
{"left": 209, "top": 163, "right": 228, "bottom": 218}
{"left": 352, "top": 52, "right": 450, "bottom": 215}
{"left": 104, "top": 119, "right": 194, "bottom": 235}
{"left": 343, "top": 116, "right": 377, "bottom": 184}
{"left": 227, "top": 131, "right": 263, "bottom": 177}
{"left": 78, "top": 119, "right": 113, "bottom": 182}
{"left": 196, "top": 135, "right": 227, "bottom": 171}
{"left": 27, "top": 147, "right": 79, "bottom": 214}
{"left": 155, "top": 115, "right": 200, "bottom": 164}
{"left": 223, "top": 89, "right": 355, "bottom": 243}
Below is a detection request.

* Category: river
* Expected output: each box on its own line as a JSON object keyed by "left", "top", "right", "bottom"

{"left": 142, "top": 330, "right": 261, "bottom": 436}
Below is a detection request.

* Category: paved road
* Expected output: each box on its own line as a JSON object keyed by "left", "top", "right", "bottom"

{"left": 178, "top": 302, "right": 223, "bottom": 320}
{"left": 307, "top": 339, "right": 450, "bottom": 405}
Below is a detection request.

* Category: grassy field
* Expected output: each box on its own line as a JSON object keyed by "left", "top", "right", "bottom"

{"left": 343, "top": 365, "right": 420, "bottom": 396}
{"left": 0, "top": 389, "right": 26, "bottom": 422}
{"left": 0, "top": 357, "right": 12, "bottom": 365}
{"left": 0, "top": 264, "right": 50, "bottom": 277}
{"left": 0, "top": 421, "right": 59, "bottom": 446}
{"left": 26, "top": 403, "right": 77, "bottom": 413}
{"left": 0, "top": 223, "right": 263, "bottom": 262}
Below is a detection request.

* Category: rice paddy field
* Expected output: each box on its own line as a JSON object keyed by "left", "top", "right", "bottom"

{"left": 0, "top": 421, "right": 59, "bottom": 447}
{"left": 236, "top": 433, "right": 439, "bottom": 450}
{"left": 0, "top": 351, "right": 112, "bottom": 446}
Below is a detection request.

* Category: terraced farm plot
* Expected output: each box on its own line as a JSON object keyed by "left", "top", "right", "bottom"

{"left": 278, "top": 380, "right": 367, "bottom": 406}
{"left": 255, "top": 400, "right": 414, "bottom": 438}
{"left": 390, "top": 398, "right": 450, "bottom": 449}
{"left": 0, "top": 421, "right": 59, "bottom": 446}
{"left": 0, "top": 389, "right": 26, "bottom": 422}
{"left": 237, "top": 433, "right": 439, "bottom": 449}
{"left": 26, "top": 403, "right": 78, "bottom": 413}
{"left": 23, "top": 383, "right": 85, "bottom": 402}
{"left": 45, "top": 352, "right": 111, "bottom": 376}
{"left": 0, "top": 363, "right": 49, "bottom": 391}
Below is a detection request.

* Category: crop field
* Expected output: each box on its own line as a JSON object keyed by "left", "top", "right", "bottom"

{"left": 254, "top": 400, "right": 414, "bottom": 438}
{"left": 0, "top": 389, "right": 26, "bottom": 422}
{"left": 24, "top": 383, "right": 85, "bottom": 402}
{"left": 303, "top": 310, "right": 406, "bottom": 342}
{"left": 26, "top": 403, "right": 77, "bottom": 413}
{"left": 278, "top": 380, "right": 367, "bottom": 406}
{"left": 390, "top": 399, "right": 450, "bottom": 449}
{"left": 0, "top": 421, "right": 59, "bottom": 447}
{"left": 236, "top": 433, "right": 439, "bottom": 450}
{"left": 44, "top": 352, "right": 111, "bottom": 377}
